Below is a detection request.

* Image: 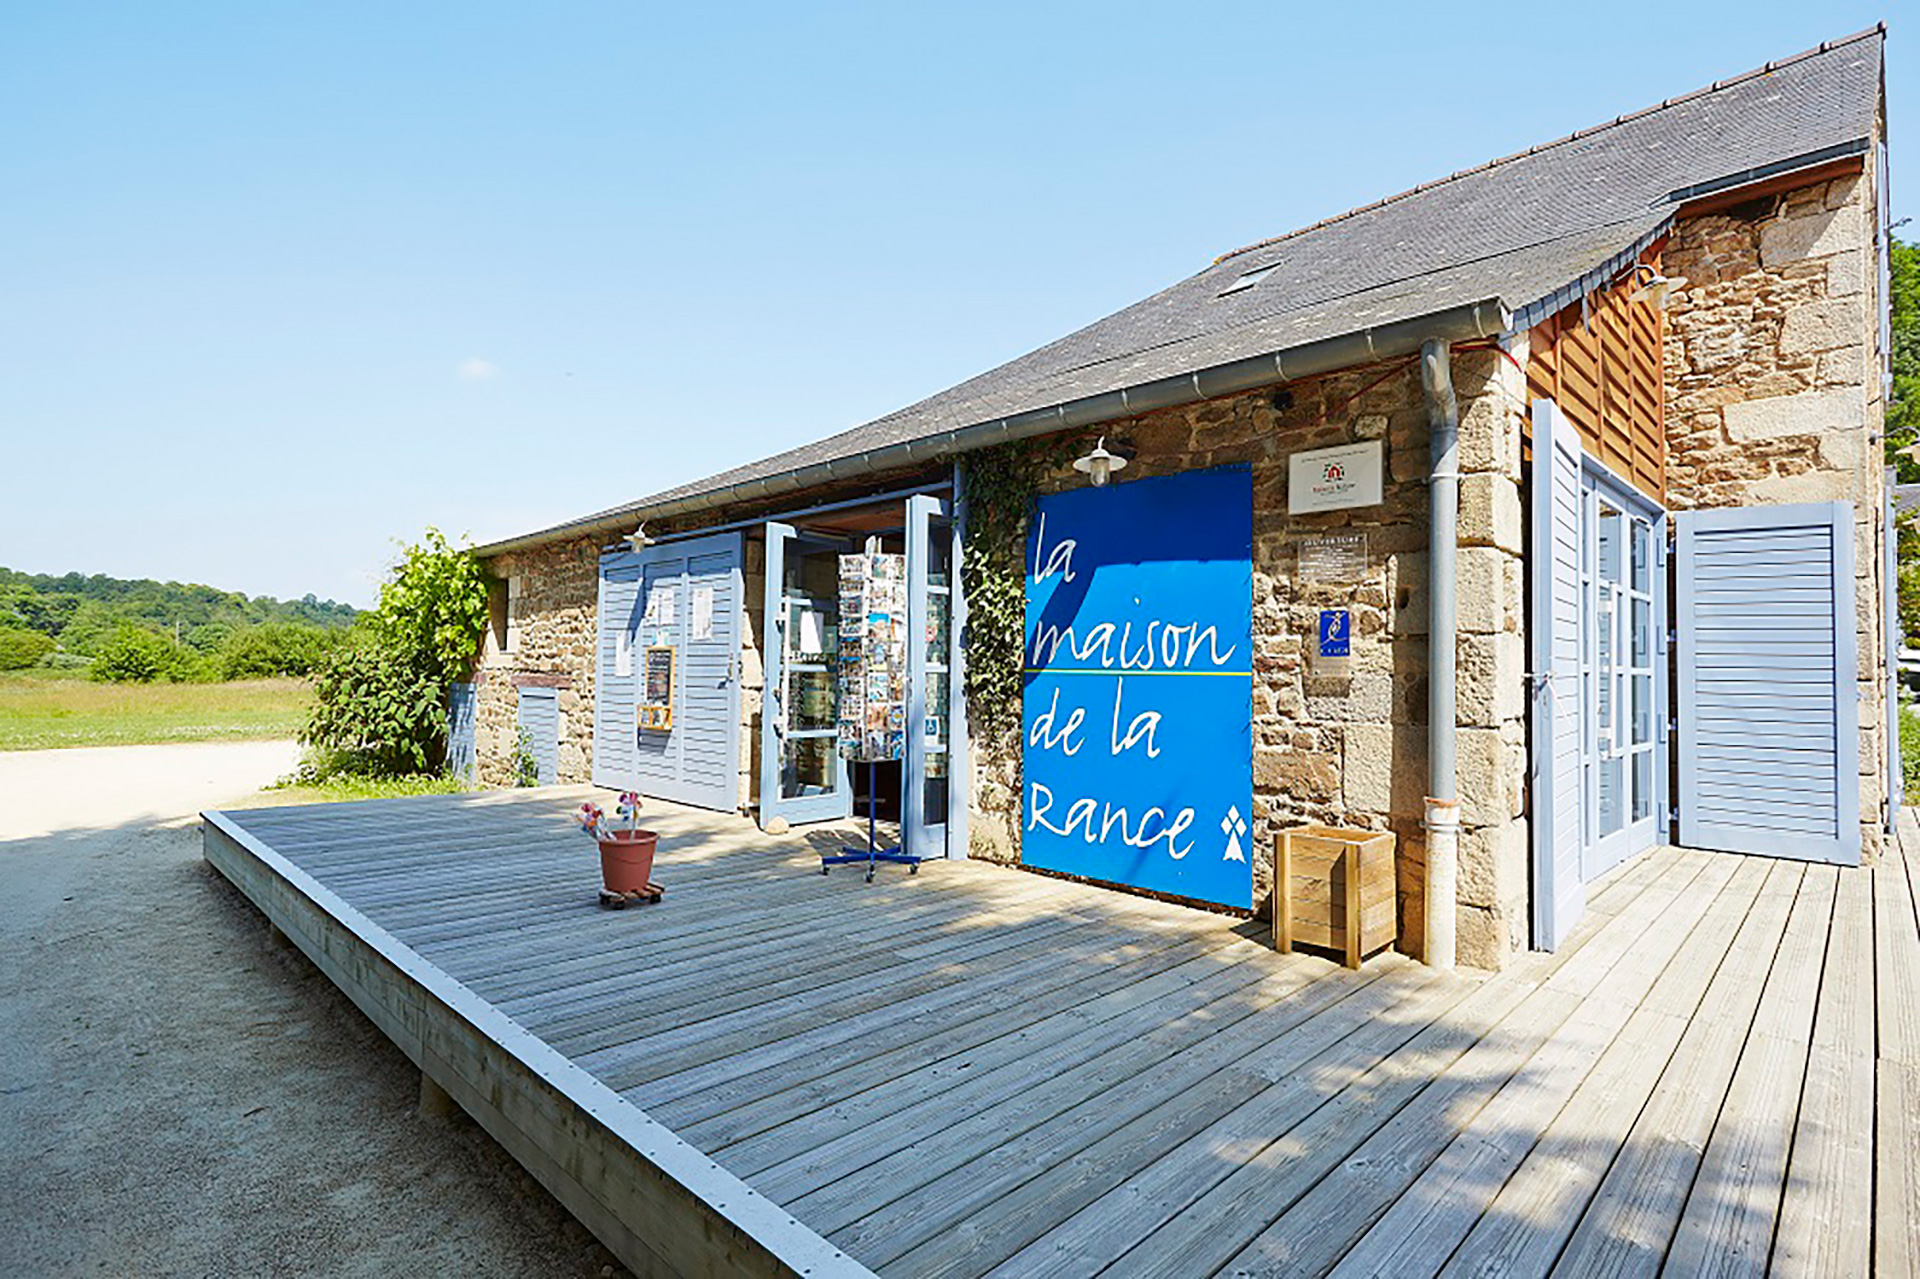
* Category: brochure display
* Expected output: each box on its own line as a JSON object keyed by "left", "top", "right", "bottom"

{"left": 822, "top": 551, "right": 920, "bottom": 880}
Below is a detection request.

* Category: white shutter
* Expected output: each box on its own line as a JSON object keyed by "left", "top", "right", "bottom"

{"left": 1529, "top": 401, "right": 1587, "bottom": 949}
{"left": 1675, "top": 502, "right": 1859, "bottom": 865}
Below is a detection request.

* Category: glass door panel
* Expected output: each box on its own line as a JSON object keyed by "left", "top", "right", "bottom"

{"left": 759, "top": 522, "right": 852, "bottom": 826}
{"left": 905, "top": 493, "right": 954, "bottom": 857}
{"left": 1581, "top": 473, "right": 1664, "bottom": 879}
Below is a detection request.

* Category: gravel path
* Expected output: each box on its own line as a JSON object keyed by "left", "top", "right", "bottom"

{"left": 0, "top": 743, "right": 625, "bottom": 1276}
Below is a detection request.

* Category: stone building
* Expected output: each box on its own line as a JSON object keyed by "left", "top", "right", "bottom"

{"left": 463, "top": 28, "right": 1894, "bottom": 970}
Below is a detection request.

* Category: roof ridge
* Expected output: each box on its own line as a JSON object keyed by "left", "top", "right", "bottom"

{"left": 1213, "top": 22, "right": 1886, "bottom": 266}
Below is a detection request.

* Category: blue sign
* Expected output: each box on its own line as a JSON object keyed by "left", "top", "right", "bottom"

{"left": 1022, "top": 464, "right": 1254, "bottom": 909}
{"left": 1318, "top": 609, "right": 1350, "bottom": 657}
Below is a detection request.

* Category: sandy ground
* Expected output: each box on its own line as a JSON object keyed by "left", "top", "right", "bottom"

{"left": 0, "top": 743, "right": 625, "bottom": 1276}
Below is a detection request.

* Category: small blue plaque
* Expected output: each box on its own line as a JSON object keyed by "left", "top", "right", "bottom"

{"left": 1318, "top": 609, "right": 1351, "bottom": 658}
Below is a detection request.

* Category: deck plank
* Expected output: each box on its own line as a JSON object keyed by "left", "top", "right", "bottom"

{"left": 1144, "top": 851, "right": 1716, "bottom": 1279}
{"left": 1770, "top": 864, "right": 1874, "bottom": 1277}
{"left": 1432, "top": 854, "right": 1771, "bottom": 1279}
{"left": 1319, "top": 855, "right": 1750, "bottom": 1279}
{"left": 1658, "top": 864, "right": 1833, "bottom": 1277}
{"left": 862, "top": 967, "right": 1489, "bottom": 1277}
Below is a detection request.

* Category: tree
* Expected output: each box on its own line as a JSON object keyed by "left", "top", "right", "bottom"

{"left": 1886, "top": 237, "right": 1920, "bottom": 482}
{"left": 0, "top": 626, "right": 54, "bottom": 670}
{"left": 217, "top": 622, "right": 341, "bottom": 679}
{"left": 375, "top": 528, "right": 490, "bottom": 683}
{"left": 90, "top": 625, "right": 192, "bottom": 683}
{"left": 300, "top": 529, "right": 488, "bottom": 777}
{"left": 1890, "top": 237, "right": 1920, "bottom": 644}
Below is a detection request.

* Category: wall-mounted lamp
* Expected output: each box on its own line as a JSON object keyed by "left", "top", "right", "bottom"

{"left": 625, "top": 523, "right": 653, "bottom": 552}
{"left": 1072, "top": 436, "right": 1129, "bottom": 487}
{"left": 1626, "top": 262, "right": 1687, "bottom": 310}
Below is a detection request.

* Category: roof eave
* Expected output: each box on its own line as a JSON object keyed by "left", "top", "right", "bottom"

{"left": 473, "top": 297, "right": 1511, "bottom": 560}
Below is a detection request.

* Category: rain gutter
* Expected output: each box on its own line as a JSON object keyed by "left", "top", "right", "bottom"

{"left": 474, "top": 298, "right": 1509, "bottom": 558}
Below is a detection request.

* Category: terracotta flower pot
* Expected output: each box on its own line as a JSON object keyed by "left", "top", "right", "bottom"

{"left": 598, "top": 829, "right": 659, "bottom": 894}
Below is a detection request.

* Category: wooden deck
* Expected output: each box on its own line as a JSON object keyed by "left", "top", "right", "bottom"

{"left": 203, "top": 790, "right": 1920, "bottom": 1278}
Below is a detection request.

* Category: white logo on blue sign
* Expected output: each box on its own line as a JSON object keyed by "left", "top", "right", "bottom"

{"left": 1318, "top": 608, "right": 1351, "bottom": 658}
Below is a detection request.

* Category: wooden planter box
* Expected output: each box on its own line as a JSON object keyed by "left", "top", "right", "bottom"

{"left": 1275, "top": 824, "right": 1397, "bottom": 969}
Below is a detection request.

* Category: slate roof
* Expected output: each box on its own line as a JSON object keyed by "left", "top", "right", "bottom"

{"left": 484, "top": 26, "right": 1884, "bottom": 553}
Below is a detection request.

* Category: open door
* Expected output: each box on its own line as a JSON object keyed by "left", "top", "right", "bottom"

{"left": 1887, "top": 475, "right": 1903, "bottom": 827}
{"left": 905, "top": 493, "right": 956, "bottom": 859}
{"left": 759, "top": 522, "right": 852, "bottom": 826}
{"left": 1530, "top": 400, "right": 1587, "bottom": 949}
{"left": 598, "top": 530, "right": 743, "bottom": 811}
{"left": 1675, "top": 501, "right": 1859, "bottom": 865}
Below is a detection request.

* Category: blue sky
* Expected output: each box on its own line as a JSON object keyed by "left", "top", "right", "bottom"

{"left": 1, "top": 2, "right": 1907, "bottom": 608}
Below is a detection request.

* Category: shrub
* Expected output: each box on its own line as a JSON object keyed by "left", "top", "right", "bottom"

{"left": 90, "top": 625, "right": 192, "bottom": 683}
{"left": 0, "top": 626, "right": 55, "bottom": 670}
{"left": 511, "top": 727, "right": 540, "bottom": 787}
{"left": 302, "top": 630, "right": 447, "bottom": 775}
{"left": 299, "top": 529, "right": 488, "bottom": 778}
{"left": 378, "top": 528, "right": 490, "bottom": 683}
{"left": 1902, "top": 695, "right": 1920, "bottom": 795}
{"left": 218, "top": 623, "right": 340, "bottom": 679}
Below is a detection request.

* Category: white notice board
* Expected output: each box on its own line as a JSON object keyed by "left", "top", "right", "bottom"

{"left": 1288, "top": 441, "right": 1384, "bottom": 514}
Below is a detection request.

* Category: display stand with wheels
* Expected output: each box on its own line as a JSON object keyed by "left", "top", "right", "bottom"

{"left": 821, "top": 546, "right": 920, "bottom": 882}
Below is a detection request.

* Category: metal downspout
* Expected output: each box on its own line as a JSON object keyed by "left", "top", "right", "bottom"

{"left": 1422, "top": 338, "right": 1460, "bottom": 971}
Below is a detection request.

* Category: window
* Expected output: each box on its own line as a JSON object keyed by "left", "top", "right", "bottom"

{"left": 487, "top": 578, "right": 509, "bottom": 653}
{"left": 1219, "top": 262, "right": 1279, "bottom": 296}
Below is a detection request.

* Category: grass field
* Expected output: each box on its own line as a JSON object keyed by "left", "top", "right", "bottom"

{"left": 0, "top": 673, "right": 312, "bottom": 751}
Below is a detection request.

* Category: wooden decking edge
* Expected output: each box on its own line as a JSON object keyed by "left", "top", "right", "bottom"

{"left": 200, "top": 807, "right": 874, "bottom": 1279}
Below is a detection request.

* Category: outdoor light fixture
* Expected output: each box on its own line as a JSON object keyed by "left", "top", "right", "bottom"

{"left": 1073, "top": 436, "right": 1129, "bottom": 487}
{"left": 625, "top": 523, "right": 653, "bottom": 552}
{"left": 1626, "top": 263, "right": 1687, "bottom": 310}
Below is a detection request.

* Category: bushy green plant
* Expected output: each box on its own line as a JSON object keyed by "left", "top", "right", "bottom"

{"left": 511, "top": 727, "right": 540, "bottom": 787}
{"left": 0, "top": 625, "right": 55, "bottom": 670}
{"left": 299, "top": 529, "right": 488, "bottom": 778}
{"left": 1901, "top": 695, "right": 1920, "bottom": 795}
{"left": 377, "top": 528, "right": 490, "bottom": 683}
{"left": 1887, "top": 238, "right": 1920, "bottom": 483}
{"left": 302, "top": 629, "right": 446, "bottom": 775}
{"left": 90, "top": 625, "right": 195, "bottom": 683}
{"left": 218, "top": 622, "right": 341, "bottom": 679}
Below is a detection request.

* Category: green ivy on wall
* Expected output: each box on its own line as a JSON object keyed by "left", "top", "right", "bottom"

{"left": 960, "top": 433, "right": 1086, "bottom": 739}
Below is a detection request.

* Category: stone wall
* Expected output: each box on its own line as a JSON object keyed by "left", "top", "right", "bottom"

{"left": 966, "top": 352, "right": 1532, "bottom": 968}
{"left": 472, "top": 535, "right": 601, "bottom": 787}
{"left": 1663, "top": 161, "right": 1891, "bottom": 858}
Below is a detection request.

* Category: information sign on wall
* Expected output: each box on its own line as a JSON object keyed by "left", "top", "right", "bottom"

{"left": 1314, "top": 608, "right": 1352, "bottom": 678}
{"left": 1298, "top": 531, "right": 1370, "bottom": 584}
{"left": 639, "top": 646, "right": 674, "bottom": 732}
{"left": 1288, "top": 441, "right": 1383, "bottom": 513}
{"left": 1023, "top": 465, "right": 1254, "bottom": 909}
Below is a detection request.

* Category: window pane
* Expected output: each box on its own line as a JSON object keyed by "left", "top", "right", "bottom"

{"left": 927, "top": 525, "right": 952, "bottom": 589}
{"left": 1599, "top": 754, "right": 1625, "bottom": 837}
{"left": 1632, "top": 598, "right": 1652, "bottom": 669}
{"left": 1632, "top": 673, "right": 1653, "bottom": 747}
{"left": 1631, "top": 519, "right": 1651, "bottom": 593}
{"left": 1632, "top": 749, "right": 1654, "bottom": 822}
{"left": 1597, "top": 506, "right": 1622, "bottom": 586}
{"left": 1596, "top": 595, "right": 1615, "bottom": 738}
{"left": 787, "top": 667, "right": 836, "bottom": 731}
{"left": 780, "top": 735, "right": 837, "bottom": 799}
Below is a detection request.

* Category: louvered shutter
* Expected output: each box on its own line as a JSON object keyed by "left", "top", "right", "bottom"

{"left": 1675, "top": 501, "right": 1859, "bottom": 865}
{"left": 516, "top": 686, "right": 561, "bottom": 786}
{"left": 594, "top": 551, "right": 642, "bottom": 790}
{"left": 1529, "top": 401, "right": 1587, "bottom": 949}
{"left": 446, "top": 682, "right": 477, "bottom": 783}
